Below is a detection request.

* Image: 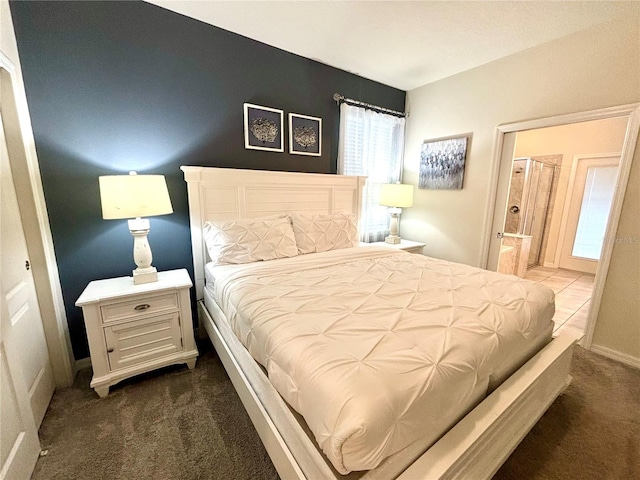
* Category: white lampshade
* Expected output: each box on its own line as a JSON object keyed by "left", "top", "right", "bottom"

{"left": 380, "top": 183, "right": 414, "bottom": 208}
{"left": 99, "top": 173, "right": 173, "bottom": 220}
{"left": 98, "top": 172, "right": 173, "bottom": 285}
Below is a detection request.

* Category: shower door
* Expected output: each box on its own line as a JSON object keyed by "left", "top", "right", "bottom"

{"left": 504, "top": 158, "right": 555, "bottom": 267}
{"left": 559, "top": 155, "right": 619, "bottom": 274}
{"left": 523, "top": 161, "right": 555, "bottom": 267}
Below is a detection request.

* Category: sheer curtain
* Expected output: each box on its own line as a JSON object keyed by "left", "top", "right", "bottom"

{"left": 338, "top": 103, "right": 405, "bottom": 242}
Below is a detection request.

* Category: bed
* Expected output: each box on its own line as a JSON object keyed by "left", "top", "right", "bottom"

{"left": 181, "top": 166, "right": 576, "bottom": 480}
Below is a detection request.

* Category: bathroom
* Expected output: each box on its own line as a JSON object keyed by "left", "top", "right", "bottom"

{"left": 497, "top": 155, "right": 561, "bottom": 277}
{"left": 497, "top": 117, "right": 628, "bottom": 278}
{"left": 496, "top": 117, "right": 628, "bottom": 338}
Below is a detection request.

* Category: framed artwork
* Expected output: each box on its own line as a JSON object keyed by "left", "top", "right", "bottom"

{"left": 418, "top": 134, "right": 471, "bottom": 189}
{"left": 244, "top": 103, "right": 284, "bottom": 152}
{"left": 289, "top": 113, "right": 321, "bottom": 156}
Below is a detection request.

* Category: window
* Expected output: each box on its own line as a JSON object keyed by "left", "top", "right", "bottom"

{"left": 337, "top": 103, "right": 405, "bottom": 242}
{"left": 572, "top": 165, "right": 618, "bottom": 260}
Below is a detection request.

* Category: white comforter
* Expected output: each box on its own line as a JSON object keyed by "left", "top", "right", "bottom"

{"left": 211, "top": 247, "right": 554, "bottom": 474}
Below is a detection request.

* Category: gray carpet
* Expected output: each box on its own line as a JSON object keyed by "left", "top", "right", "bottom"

{"left": 32, "top": 342, "right": 639, "bottom": 480}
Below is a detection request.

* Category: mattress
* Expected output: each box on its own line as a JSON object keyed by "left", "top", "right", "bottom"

{"left": 204, "top": 247, "right": 554, "bottom": 474}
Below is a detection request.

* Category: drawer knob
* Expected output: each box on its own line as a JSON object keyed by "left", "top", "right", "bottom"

{"left": 134, "top": 304, "right": 151, "bottom": 311}
{"left": 107, "top": 348, "right": 114, "bottom": 353}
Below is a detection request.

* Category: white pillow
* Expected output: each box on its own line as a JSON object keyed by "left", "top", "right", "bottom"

{"left": 290, "top": 212, "right": 358, "bottom": 254}
{"left": 203, "top": 216, "right": 298, "bottom": 266}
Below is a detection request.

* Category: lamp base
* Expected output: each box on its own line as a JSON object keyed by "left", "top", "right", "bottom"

{"left": 385, "top": 235, "right": 402, "bottom": 244}
{"left": 386, "top": 210, "right": 402, "bottom": 245}
{"left": 133, "top": 267, "right": 158, "bottom": 285}
{"left": 128, "top": 218, "right": 159, "bottom": 285}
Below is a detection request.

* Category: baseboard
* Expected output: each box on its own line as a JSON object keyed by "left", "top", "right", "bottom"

{"left": 74, "top": 357, "right": 92, "bottom": 373}
{"left": 589, "top": 344, "right": 640, "bottom": 369}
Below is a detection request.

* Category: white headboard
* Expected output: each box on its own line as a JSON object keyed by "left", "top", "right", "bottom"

{"left": 181, "top": 166, "right": 366, "bottom": 299}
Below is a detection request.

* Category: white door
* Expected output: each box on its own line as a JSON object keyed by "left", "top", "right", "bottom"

{"left": 559, "top": 155, "right": 619, "bottom": 274}
{"left": 1, "top": 297, "right": 41, "bottom": 480}
{"left": 1, "top": 109, "right": 54, "bottom": 477}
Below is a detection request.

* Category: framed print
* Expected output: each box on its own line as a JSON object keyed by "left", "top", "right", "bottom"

{"left": 418, "top": 134, "right": 471, "bottom": 189}
{"left": 244, "top": 103, "right": 284, "bottom": 152}
{"left": 289, "top": 113, "right": 321, "bottom": 156}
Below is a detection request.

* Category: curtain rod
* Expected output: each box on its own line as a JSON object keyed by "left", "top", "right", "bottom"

{"left": 333, "top": 93, "right": 407, "bottom": 117}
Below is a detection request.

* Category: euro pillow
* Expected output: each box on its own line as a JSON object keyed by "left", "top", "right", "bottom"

{"left": 290, "top": 212, "right": 358, "bottom": 254}
{"left": 203, "top": 216, "right": 298, "bottom": 266}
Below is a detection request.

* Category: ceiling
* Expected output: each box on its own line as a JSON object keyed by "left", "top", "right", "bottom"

{"left": 146, "top": 1, "right": 635, "bottom": 91}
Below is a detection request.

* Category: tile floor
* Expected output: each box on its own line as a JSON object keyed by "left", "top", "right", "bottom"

{"left": 525, "top": 265, "right": 595, "bottom": 340}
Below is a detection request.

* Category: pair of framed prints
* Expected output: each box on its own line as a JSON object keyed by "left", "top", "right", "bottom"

{"left": 243, "top": 103, "right": 321, "bottom": 156}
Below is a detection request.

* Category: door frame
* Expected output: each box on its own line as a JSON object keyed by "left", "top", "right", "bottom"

{"left": 0, "top": 51, "right": 74, "bottom": 385}
{"left": 482, "top": 103, "right": 640, "bottom": 349}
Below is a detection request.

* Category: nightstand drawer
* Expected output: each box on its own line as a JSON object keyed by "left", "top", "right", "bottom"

{"left": 104, "top": 312, "right": 183, "bottom": 370}
{"left": 100, "top": 292, "right": 178, "bottom": 324}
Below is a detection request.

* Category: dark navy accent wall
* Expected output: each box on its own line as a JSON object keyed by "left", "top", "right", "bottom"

{"left": 10, "top": 0, "right": 405, "bottom": 359}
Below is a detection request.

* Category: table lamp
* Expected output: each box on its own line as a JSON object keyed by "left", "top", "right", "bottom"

{"left": 379, "top": 183, "right": 413, "bottom": 244}
{"left": 99, "top": 171, "right": 173, "bottom": 284}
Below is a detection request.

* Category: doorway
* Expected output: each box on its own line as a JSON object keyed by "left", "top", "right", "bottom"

{"left": 0, "top": 53, "right": 74, "bottom": 383}
{"left": 500, "top": 120, "right": 625, "bottom": 338}
{"left": 485, "top": 103, "right": 640, "bottom": 348}
{"left": 1, "top": 51, "right": 75, "bottom": 479}
{"left": 1, "top": 88, "right": 50, "bottom": 480}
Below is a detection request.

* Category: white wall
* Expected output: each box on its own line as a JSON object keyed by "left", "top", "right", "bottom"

{"left": 403, "top": 13, "right": 640, "bottom": 363}
{"left": 592, "top": 134, "right": 640, "bottom": 365}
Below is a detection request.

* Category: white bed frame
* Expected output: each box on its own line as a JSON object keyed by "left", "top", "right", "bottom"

{"left": 181, "top": 166, "right": 576, "bottom": 480}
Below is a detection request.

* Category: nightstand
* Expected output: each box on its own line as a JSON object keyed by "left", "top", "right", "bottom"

{"left": 369, "top": 239, "right": 426, "bottom": 254}
{"left": 76, "top": 268, "right": 198, "bottom": 398}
